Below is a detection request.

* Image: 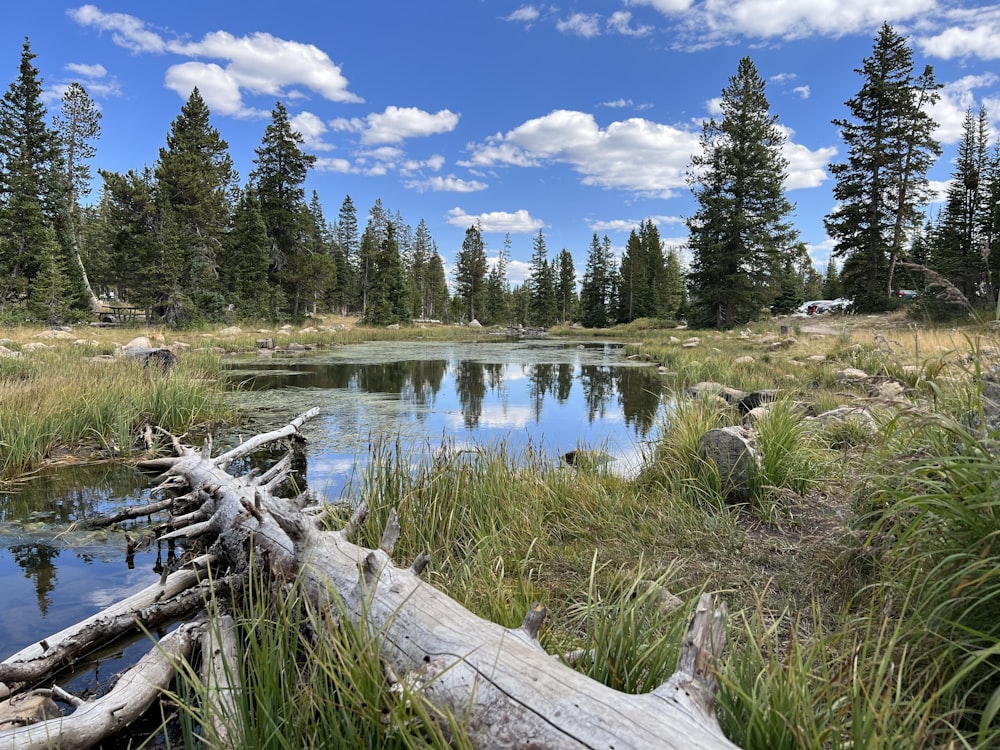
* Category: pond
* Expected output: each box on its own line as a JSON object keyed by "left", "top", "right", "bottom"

{"left": 0, "top": 339, "right": 667, "bottom": 669}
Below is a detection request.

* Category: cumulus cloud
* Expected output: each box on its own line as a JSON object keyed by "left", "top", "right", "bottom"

{"left": 463, "top": 109, "right": 699, "bottom": 199}
{"left": 916, "top": 6, "right": 1000, "bottom": 60}
{"left": 290, "top": 111, "right": 335, "bottom": 151}
{"left": 332, "top": 106, "right": 459, "bottom": 145}
{"left": 446, "top": 208, "right": 544, "bottom": 234}
{"left": 557, "top": 13, "right": 602, "bottom": 38}
{"left": 70, "top": 6, "right": 362, "bottom": 117}
{"left": 608, "top": 11, "right": 653, "bottom": 37}
{"left": 66, "top": 62, "right": 107, "bottom": 79}
{"left": 630, "top": 0, "right": 936, "bottom": 48}
{"left": 464, "top": 109, "right": 834, "bottom": 198}
{"left": 589, "top": 215, "right": 685, "bottom": 234}
{"left": 930, "top": 73, "right": 1000, "bottom": 144}
{"left": 793, "top": 86, "right": 811, "bottom": 99}
{"left": 69, "top": 4, "right": 167, "bottom": 53}
{"left": 506, "top": 5, "right": 541, "bottom": 23}
{"left": 313, "top": 157, "right": 354, "bottom": 174}
{"left": 405, "top": 176, "right": 488, "bottom": 193}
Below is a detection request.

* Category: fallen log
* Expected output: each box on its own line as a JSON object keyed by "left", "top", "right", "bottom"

{"left": 2, "top": 410, "right": 738, "bottom": 749}
{"left": 134, "top": 409, "right": 738, "bottom": 749}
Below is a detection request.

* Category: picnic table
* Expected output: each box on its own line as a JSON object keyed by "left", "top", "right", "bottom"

{"left": 96, "top": 305, "right": 146, "bottom": 324}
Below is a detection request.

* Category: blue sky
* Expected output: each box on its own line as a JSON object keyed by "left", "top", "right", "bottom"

{"left": 4, "top": 2, "right": 1000, "bottom": 283}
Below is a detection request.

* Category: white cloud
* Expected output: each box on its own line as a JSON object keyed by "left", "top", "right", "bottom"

{"left": 65, "top": 62, "right": 108, "bottom": 79}
{"left": 169, "top": 31, "right": 362, "bottom": 104}
{"left": 405, "top": 176, "right": 489, "bottom": 193}
{"left": 70, "top": 7, "right": 363, "bottom": 117}
{"left": 506, "top": 5, "right": 541, "bottom": 23}
{"left": 770, "top": 73, "right": 798, "bottom": 84}
{"left": 291, "top": 111, "right": 335, "bottom": 151}
{"left": 69, "top": 4, "right": 167, "bottom": 53}
{"left": 313, "top": 157, "right": 354, "bottom": 173}
{"left": 589, "top": 215, "right": 685, "bottom": 234}
{"left": 632, "top": 0, "right": 936, "bottom": 48}
{"left": 164, "top": 62, "right": 262, "bottom": 118}
{"left": 793, "top": 85, "right": 811, "bottom": 99}
{"left": 557, "top": 13, "right": 602, "bottom": 38}
{"left": 602, "top": 98, "right": 634, "bottom": 108}
{"left": 626, "top": 0, "right": 693, "bottom": 14}
{"left": 916, "top": 6, "right": 1000, "bottom": 60}
{"left": 332, "top": 106, "right": 459, "bottom": 145}
{"left": 608, "top": 11, "right": 653, "bottom": 37}
{"left": 446, "top": 208, "right": 544, "bottom": 234}
{"left": 465, "top": 109, "right": 697, "bottom": 198}
{"left": 705, "top": 97, "right": 723, "bottom": 116}
{"left": 930, "top": 73, "right": 999, "bottom": 144}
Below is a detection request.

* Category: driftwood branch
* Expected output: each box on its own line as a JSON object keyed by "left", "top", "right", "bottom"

{"left": 0, "top": 622, "right": 201, "bottom": 750}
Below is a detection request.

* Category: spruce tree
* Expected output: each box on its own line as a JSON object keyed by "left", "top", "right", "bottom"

{"left": 454, "top": 223, "right": 488, "bottom": 322}
{"left": 155, "top": 87, "right": 235, "bottom": 320}
{"left": 220, "top": 188, "right": 272, "bottom": 319}
{"left": 687, "top": 56, "right": 798, "bottom": 328}
{"left": 580, "top": 233, "right": 615, "bottom": 328}
{"left": 824, "top": 23, "right": 940, "bottom": 311}
{"left": 333, "top": 195, "right": 359, "bottom": 314}
{"left": 0, "top": 39, "right": 67, "bottom": 305}
{"left": 930, "top": 107, "right": 991, "bottom": 305}
{"left": 528, "top": 229, "right": 557, "bottom": 326}
{"left": 556, "top": 248, "right": 577, "bottom": 323}
{"left": 484, "top": 233, "right": 511, "bottom": 325}
{"left": 251, "top": 101, "right": 316, "bottom": 317}
{"left": 364, "top": 222, "right": 410, "bottom": 325}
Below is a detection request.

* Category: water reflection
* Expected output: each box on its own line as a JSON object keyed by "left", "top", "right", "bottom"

{"left": 226, "top": 340, "right": 667, "bottom": 498}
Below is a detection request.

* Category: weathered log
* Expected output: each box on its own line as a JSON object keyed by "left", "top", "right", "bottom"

{"left": 199, "top": 614, "right": 243, "bottom": 749}
{"left": 0, "top": 622, "right": 202, "bottom": 750}
{"left": 0, "top": 554, "right": 215, "bottom": 700}
{"left": 131, "top": 410, "right": 738, "bottom": 749}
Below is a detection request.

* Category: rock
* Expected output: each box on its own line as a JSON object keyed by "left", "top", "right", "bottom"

{"left": 687, "top": 381, "right": 749, "bottom": 406}
{"left": 36, "top": 329, "right": 75, "bottom": 340}
{"left": 807, "top": 406, "right": 877, "bottom": 440}
{"left": 737, "top": 389, "right": 778, "bottom": 414}
{"left": 0, "top": 345, "right": 22, "bottom": 358}
{"left": 123, "top": 336, "right": 152, "bottom": 352}
{"left": 698, "top": 426, "right": 759, "bottom": 502}
{"left": 218, "top": 326, "right": 243, "bottom": 336}
{"left": 468, "top": 319, "right": 482, "bottom": 328}
{"left": 22, "top": 343, "right": 50, "bottom": 351}
{"left": 733, "top": 356, "right": 755, "bottom": 365}
{"left": 0, "top": 691, "right": 61, "bottom": 730}
{"left": 835, "top": 367, "right": 868, "bottom": 381}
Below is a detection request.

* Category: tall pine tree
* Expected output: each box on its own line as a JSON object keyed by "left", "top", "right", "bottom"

{"left": 824, "top": 23, "right": 940, "bottom": 311}
{"left": 687, "top": 56, "right": 797, "bottom": 328}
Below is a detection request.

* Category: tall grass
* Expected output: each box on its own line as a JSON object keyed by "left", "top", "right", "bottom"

{"left": 0, "top": 346, "right": 231, "bottom": 478}
{"left": 165, "top": 565, "right": 469, "bottom": 749}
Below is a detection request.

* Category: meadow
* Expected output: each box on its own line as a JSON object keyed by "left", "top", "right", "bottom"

{"left": 1, "top": 312, "right": 997, "bottom": 748}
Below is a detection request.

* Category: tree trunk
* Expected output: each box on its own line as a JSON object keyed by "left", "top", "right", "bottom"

{"left": 0, "top": 410, "right": 738, "bottom": 749}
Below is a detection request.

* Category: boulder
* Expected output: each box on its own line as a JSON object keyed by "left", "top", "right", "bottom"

{"left": 698, "top": 425, "right": 759, "bottom": 502}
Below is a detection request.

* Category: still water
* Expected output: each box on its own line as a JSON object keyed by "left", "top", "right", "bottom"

{"left": 0, "top": 339, "right": 666, "bottom": 663}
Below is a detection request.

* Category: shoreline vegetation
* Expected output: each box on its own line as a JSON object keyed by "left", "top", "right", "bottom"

{"left": 2, "top": 311, "right": 999, "bottom": 747}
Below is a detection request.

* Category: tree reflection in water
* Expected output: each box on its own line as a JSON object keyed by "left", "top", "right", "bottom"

{"left": 9, "top": 542, "right": 59, "bottom": 615}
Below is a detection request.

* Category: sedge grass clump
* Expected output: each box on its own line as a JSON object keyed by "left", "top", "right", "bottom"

{"left": 867, "top": 415, "right": 1000, "bottom": 744}
{"left": 166, "top": 566, "right": 470, "bottom": 750}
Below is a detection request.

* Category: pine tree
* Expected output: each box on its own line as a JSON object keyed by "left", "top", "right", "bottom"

{"left": 54, "top": 81, "right": 101, "bottom": 309}
{"left": 822, "top": 257, "right": 842, "bottom": 299}
{"left": 663, "top": 247, "right": 687, "bottom": 319}
{"left": 528, "top": 230, "right": 557, "bottom": 326}
{"left": 332, "top": 195, "right": 359, "bottom": 314}
{"left": 220, "top": 187, "right": 272, "bottom": 319}
{"left": 425, "top": 251, "right": 449, "bottom": 321}
{"left": 824, "top": 23, "right": 941, "bottom": 311}
{"left": 929, "top": 107, "right": 991, "bottom": 305}
{"left": 364, "top": 222, "right": 410, "bottom": 325}
{"left": 484, "top": 233, "right": 511, "bottom": 325}
{"left": 556, "top": 249, "right": 577, "bottom": 323}
{"left": 357, "top": 199, "right": 390, "bottom": 314}
{"left": 27, "top": 226, "right": 74, "bottom": 324}
{"left": 580, "top": 233, "right": 615, "bottom": 328}
{"left": 251, "top": 101, "right": 316, "bottom": 317}
{"left": 454, "top": 223, "right": 488, "bottom": 322}
{"left": 154, "top": 87, "right": 236, "bottom": 320}
{"left": 687, "top": 56, "right": 798, "bottom": 328}
{"left": 0, "top": 39, "right": 67, "bottom": 305}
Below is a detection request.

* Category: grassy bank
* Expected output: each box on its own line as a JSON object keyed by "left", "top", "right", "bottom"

{"left": 5, "top": 312, "right": 999, "bottom": 747}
